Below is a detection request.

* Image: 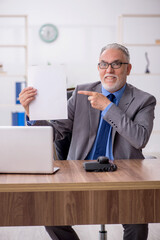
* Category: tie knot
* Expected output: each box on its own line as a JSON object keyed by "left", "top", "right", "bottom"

{"left": 107, "top": 94, "right": 115, "bottom": 102}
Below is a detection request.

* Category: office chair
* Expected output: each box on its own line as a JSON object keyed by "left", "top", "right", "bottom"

{"left": 54, "top": 89, "right": 107, "bottom": 240}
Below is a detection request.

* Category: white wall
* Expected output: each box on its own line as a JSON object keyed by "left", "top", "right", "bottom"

{"left": 1, "top": 0, "right": 160, "bottom": 86}
{"left": 0, "top": 0, "right": 160, "bottom": 154}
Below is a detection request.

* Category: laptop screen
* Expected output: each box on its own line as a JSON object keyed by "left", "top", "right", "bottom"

{"left": 0, "top": 126, "right": 57, "bottom": 174}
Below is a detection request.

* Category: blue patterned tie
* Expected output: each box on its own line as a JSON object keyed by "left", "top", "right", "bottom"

{"left": 92, "top": 94, "right": 115, "bottom": 160}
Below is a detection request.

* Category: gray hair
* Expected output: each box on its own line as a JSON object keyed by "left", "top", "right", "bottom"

{"left": 100, "top": 43, "right": 130, "bottom": 63}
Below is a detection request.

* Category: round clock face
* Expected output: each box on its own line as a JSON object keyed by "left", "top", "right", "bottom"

{"left": 39, "top": 24, "right": 58, "bottom": 43}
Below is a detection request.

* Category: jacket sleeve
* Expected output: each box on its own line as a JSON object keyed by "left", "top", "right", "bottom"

{"left": 103, "top": 94, "right": 156, "bottom": 149}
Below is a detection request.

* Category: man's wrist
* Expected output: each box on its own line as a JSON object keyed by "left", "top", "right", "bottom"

{"left": 101, "top": 102, "right": 113, "bottom": 117}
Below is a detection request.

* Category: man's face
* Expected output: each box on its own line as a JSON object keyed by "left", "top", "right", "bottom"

{"left": 98, "top": 48, "right": 132, "bottom": 93}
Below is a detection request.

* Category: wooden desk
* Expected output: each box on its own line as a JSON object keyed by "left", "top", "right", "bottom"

{"left": 0, "top": 159, "right": 160, "bottom": 226}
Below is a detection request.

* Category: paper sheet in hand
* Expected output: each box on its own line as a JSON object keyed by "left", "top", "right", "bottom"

{"left": 28, "top": 65, "right": 68, "bottom": 120}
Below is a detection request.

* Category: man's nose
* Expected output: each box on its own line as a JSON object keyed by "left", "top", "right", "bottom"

{"left": 106, "top": 65, "right": 114, "bottom": 73}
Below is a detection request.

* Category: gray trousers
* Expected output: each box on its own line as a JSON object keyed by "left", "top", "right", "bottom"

{"left": 45, "top": 224, "right": 148, "bottom": 240}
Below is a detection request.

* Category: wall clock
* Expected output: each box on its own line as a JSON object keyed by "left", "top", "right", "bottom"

{"left": 39, "top": 24, "right": 58, "bottom": 43}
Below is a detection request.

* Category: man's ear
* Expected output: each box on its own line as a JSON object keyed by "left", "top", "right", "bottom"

{"left": 127, "top": 63, "right": 132, "bottom": 76}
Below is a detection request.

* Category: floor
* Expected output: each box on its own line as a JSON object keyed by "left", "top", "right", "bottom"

{"left": 0, "top": 224, "right": 160, "bottom": 240}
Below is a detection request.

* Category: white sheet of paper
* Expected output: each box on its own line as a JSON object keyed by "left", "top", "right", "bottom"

{"left": 28, "top": 65, "right": 68, "bottom": 120}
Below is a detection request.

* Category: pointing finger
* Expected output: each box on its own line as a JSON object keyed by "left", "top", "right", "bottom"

{"left": 78, "top": 90, "right": 96, "bottom": 96}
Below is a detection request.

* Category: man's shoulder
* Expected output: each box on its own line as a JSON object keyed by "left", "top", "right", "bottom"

{"left": 127, "top": 83, "right": 154, "bottom": 97}
{"left": 126, "top": 83, "right": 156, "bottom": 102}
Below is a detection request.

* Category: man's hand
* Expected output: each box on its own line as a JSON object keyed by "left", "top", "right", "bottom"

{"left": 78, "top": 91, "right": 111, "bottom": 111}
{"left": 19, "top": 87, "right": 37, "bottom": 117}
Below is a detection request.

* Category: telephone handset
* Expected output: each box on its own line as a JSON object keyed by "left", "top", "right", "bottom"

{"left": 83, "top": 156, "right": 117, "bottom": 172}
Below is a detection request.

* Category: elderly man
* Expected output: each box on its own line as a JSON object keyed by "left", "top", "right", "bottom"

{"left": 19, "top": 43, "right": 156, "bottom": 240}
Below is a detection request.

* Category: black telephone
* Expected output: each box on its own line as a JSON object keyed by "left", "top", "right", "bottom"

{"left": 83, "top": 156, "right": 117, "bottom": 172}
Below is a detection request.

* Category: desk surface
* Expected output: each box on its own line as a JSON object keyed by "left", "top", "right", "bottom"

{"left": 0, "top": 159, "right": 160, "bottom": 192}
{"left": 0, "top": 159, "right": 160, "bottom": 226}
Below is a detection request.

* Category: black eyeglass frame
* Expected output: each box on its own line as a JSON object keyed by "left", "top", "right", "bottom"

{"left": 98, "top": 61, "right": 129, "bottom": 69}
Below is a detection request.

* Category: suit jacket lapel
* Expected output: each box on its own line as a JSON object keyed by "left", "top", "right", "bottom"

{"left": 112, "top": 84, "right": 135, "bottom": 142}
{"left": 118, "top": 84, "right": 135, "bottom": 112}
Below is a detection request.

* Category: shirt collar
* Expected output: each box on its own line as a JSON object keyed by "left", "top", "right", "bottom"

{"left": 101, "top": 84, "right": 126, "bottom": 102}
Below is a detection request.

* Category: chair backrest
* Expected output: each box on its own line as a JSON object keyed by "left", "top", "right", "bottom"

{"left": 54, "top": 133, "right": 71, "bottom": 160}
{"left": 54, "top": 89, "right": 73, "bottom": 160}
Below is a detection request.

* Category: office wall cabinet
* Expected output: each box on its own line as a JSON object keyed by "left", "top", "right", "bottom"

{"left": 0, "top": 15, "right": 28, "bottom": 125}
{"left": 118, "top": 14, "right": 160, "bottom": 155}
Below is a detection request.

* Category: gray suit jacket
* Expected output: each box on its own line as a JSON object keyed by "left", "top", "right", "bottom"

{"left": 34, "top": 81, "right": 156, "bottom": 160}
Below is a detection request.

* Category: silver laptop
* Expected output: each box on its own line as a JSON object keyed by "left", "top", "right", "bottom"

{"left": 0, "top": 126, "right": 59, "bottom": 174}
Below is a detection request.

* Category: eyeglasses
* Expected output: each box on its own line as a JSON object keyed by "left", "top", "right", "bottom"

{"left": 98, "top": 61, "right": 128, "bottom": 69}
